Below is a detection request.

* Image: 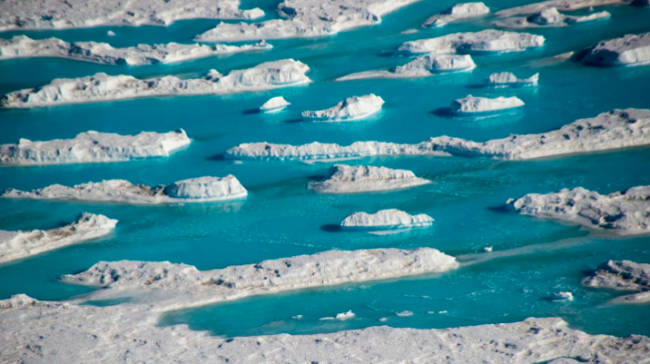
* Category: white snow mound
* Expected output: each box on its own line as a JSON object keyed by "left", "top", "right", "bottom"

{"left": 260, "top": 96, "right": 290, "bottom": 112}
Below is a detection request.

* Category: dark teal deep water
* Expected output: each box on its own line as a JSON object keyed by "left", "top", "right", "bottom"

{"left": 0, "top": 0, "right": 649, "bottom": 339}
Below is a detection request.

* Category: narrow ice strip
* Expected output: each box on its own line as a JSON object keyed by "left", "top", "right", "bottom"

{"left": 336, "top": 55, "right": 476, "bottom": 81}
{"left": 2, "top": 176, "right": 247, "bottom": 204}
{"left": 485, "top": 72, "right": 539, "bottom": 87}
{"left": 423, "top": 2, "right": 490, "bottom": 28}
{"left": 0, "top": 36, "right": 272, "bottom": 65}
{"left": 302, "top": 94, "right": 384, "bottom": 122}
{"left": 260, "top": 96, "right": 290, "bottom": 113}
{"left": 582, "top": 260, "right": 650, "bottom": 304}
{"left": 308, "top": 165, "right": 430, "bottom": 194}
{"left": 0, "top": 59, "right": 311, "bottom": 108}
{"left": 580, "top": 32, "right": 650, "bottom": 67}
{"left": 0, "top": 0, "right": 264, "bottom": 31}
{"left": 495, "top": 7, "right": 610, "bottom": 29}
{"left": 341, "top": 209, "right": 434, "bottom": 230}
{"left": 0, "top": 129, "right": 190, "bottom": 166}
{"left": 451, "top": 95, "right": 524, "bottom": 114}
{"left": 495, "top": 0, "right": 630, "bottom": 18}
{"left": 398, "top": 29, "right": 545, "bottom": 55}
{"left": 508, "top": 185, "right": 650, "bottom": 235}
{"left": 0, "top": 213, "right": 116, "bottom": 264}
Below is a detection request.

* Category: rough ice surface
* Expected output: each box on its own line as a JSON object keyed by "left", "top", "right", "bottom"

{"left": 308, "top": 165, "right": 431, "bottom": 194}
{"left": 495, "top": 0, "right": 630, "bottom": 18}
{"left": 553, "top": 292, "right": 575, "bottom": 301}
{"left": 495, "top": 7, "right": 610, "bottom": 29}
{"left": 337, "top": 54, "right": 476, "bottom": 81}
{"left": 302, "top": 94, "right": 385, "bottom": 122}
{"left": 0, "top": 213, "right": 116, "bottom": 264}
{"left": 423, "top": 2, "right": 490, "bottom": 28}
{"left": 0, "top": 36, "right": 272, "bottom": 65}
{"left": 2, "top": 176, "right": 247, "bottom": 204}
{"left": 226, "top": 109, "right": 650, "bottom": 161}
{"left": 580, "top": 32, "right": 650, "bottom": 67}
{"left": 451, "top": 95, "right": 525, "bottom": 114}
{"left": 1, "top": 59, "right": 311, "bottom": 108}
{"left": 485, "top": 72, "right": 539, "bottom": 87}
{"left": 195, "top": 0, "right": 422, "bottom": 42}
{"left": 0, "top": 0, "right": 264, "bottom": 31}
{"left": 508, "top": 185, "right": 650, "bottom": 235}
{"left": 398, "top": 29, "right": 545, "bottom": 54}
{"left": 0, "top": 129, "right": 190, "bottom": 166}
{"left": 341, "top": 209, "right": 434, "bottom": 229}
{"left": 582, "top": 260, "right": 650, "bottom": 304}
{"left": 259, "top": 96, "right": 290, "bottom": 112}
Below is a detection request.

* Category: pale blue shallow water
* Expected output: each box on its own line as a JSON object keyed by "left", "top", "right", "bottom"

{"left": 0, "top": 0, "right": 649, "bottom": 340}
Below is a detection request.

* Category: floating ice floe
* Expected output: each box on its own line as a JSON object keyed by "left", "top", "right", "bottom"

{"left": 308, "top": 165, "right": 430, "bottom": 194}
{"left": 0, "top": 36, "right": 272, "bottom": 65}
{"left": 423, "top": 2, "right": 490, "bottom": 28}
{"left": 336, "top": 54, "right": 476, "bottom": 81}
{"left": 340, "top": 209, "right": 434, "bottom": 230}
{"left": 398, "top": 29, "right": 545, "bottom": 54}
{"left": 107, "top": 30, "right": 116, "bottom": 36}
{"left": 582, "top": 260, "right": 650, "bottom": 304}
{"left": 0, "top": 0, "right": 264, "bottom": 31}
{"left": 260, "top": 96, "right": 290, "bottom": 113}
{"left": 1, "top": 59, "right": 310, "bottom": 108}
{"left": 553, "top": 292, "right": 574, "bottom": 302}
{"left": 485, "top": 72, "right": 539, "bottom": 87}
{"left": 396, "top": 310, "right": 414, "bottom": 317}
{"left": 451, "top": 95, "right": 525, "bottom": 114}
{"left": 302, "top": 94, "right": 384, "bottom": 122}
{"left": 494, "top": 0, "right": 629, "bottom": 18}
{"left": 580, "top": 32, "right": 650, "bottom": 67}
{"left": 0, "top": 129, "right": 190, "bottom": 166}
{"left": 507, "top": 185, "right": 650, "bottom": 235}
{"left": 495, "top": 7, "right": 610, "bottom": 28}
{"left": 2, "top": 176, "right": 248, "bottom": 204}
{"left": 0, "top": 213, "right": 116, "bottom": 264}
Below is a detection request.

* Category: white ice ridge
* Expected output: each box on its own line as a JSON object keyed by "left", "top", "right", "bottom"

{"left": 336, "top": 54, "right": 476, "bottom": 81}
{"left": 485, "top": 72, "right": 539, "bottom": 87}
{"left": 582, "top": 260, "right": 650, "bottom": 304}
{"left": 508, "top": 185, "right": 650, "bottom": 235}
{"left": 302, "top": 94, "right": 385, "bottom": 122}
{"left": 225, "top": 109, "right": 650, "bottom": 161}
{"left": 0, "top": 129, "right": 190, "bottom": 166}
{"left": 308, "top": 165, "right": 430, "bottom": 194}
{"left": 0, "top": 0, "right": 264, "bottom": 31}
{"left": 1, "top": 59, "right": 311, "bottom": 108}
{"left": 398, "top": 29, "right": 545, "bottom": 55}
{"left": 2, "top": 176, "right": 247, "bottom": 204}
{"left": 495, "top": 0, "right": 630, "bottom": 18}
{"left": 260, "top": 96, "right": 290, "bottom": 112}
{"left": 0, "top": 36, "right": 272, "bottom": 66}
{"left": 495, "top": 7, "right": 610, "bottom": 29}
{"left": 451, "top": 95, "right": 525, "bottom": 114}
{"left": 423, "top": 2, "right": 490, "bottom": 28}
{"left": 580, "top": 33, "right": 650, "bottom": 67}
{"left": 0, "top": 213, "right": 116, "bottom": 264}
{"left": 195, "top": 0, "right": 422, "bottom": 42}
{"left": 341, "top": 209, "right": 434, "bottom": 229}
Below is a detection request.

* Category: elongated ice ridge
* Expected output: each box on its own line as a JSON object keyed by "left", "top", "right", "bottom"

{"left": 1, "top": 59, "right": 310, "bottom": 108}
{"left": 508, "top": 185, "right": 650, "bottom": 235}
{"left": 308, "top": 165, "right": 430, "bottom": 194}
{"left": 2, "top": 176, "right": 247, "bottom": 204}
{"left": 580, "top": 32, "right": 650, "bottom": 67}
{"left": 582, "top": 260, "right": 650, "bottom": 304}
{"left": 341, "top": 209, "right": 434, "bottom": 229}
{"left": 451, "top": 95, "right": 525, "bottom": 114}
{"left": 398, "top": 29, "right": 545, "bottom": 55}
{"left": 485, "top": 72, "right": 539, "bottom": 87}
{"left": 302, "top": 94, "right": 384, "bottom": 122}
{"left": 495, "top": 7, "right": 610, "bottom": 29}
{"left": 0, "top": 129, "right": 190, "bottom": 166}
{"left": 336, "top": 54, "right": 476, "bottom": 81}
{"left": 0, "top": 213, "right": 116, "bottom": 264}
{"left": 423, "top": 2, "right": 490, "bottom": 28}
{"left": 226, "top": 109, "right": 650, "bottom": 161}
{"left": 0, "top": 36, "right": 272, "bottom": 65}
{"left": 495, "top": 0, "right": 630, "bottom": 18}
{"left": 260, "top": 96, "right": 290, "bottom": 112}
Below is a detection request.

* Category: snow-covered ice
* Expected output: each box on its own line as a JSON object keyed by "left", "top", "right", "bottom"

{"left": 2, "top": 176, "right": 247, "bottom": 204}
{"left": 423, "top": 2, "right": 490, "bottom": 28}
{"left": 302, "top": 94, "right": 384, "bottom": 122}
{"left": 580, "top": 32, "right": 650, "bottom": 67}
{"left": 495, "top": 0, "right": 629, "bottom": 18}
{"left": 451, "top": 95, "right": 525, "bottom": 114}
{"left": 485, "top": 72, "right": 539, "bottom": 87}
{"left": 495, "top": 7, "right": 610, "bottom": 29}
{"left": 553, "top": 292, "right": 574, "bottom": 301}
{"left": 341, "top": 209, "right": 434, "bottom": 229}
{"left": 308, "top": 165, "right": 430, "bottom": 194}
{"left": 1, "top": 59, "right": 311, "bottom": 108}
{"left": 0, "top": 129, "right": 190, "bottom": 166}
{"left": 582, "top": 260, "right": 650, "bottom": 304}
{"left": 0, "top": 36, "right": 272, "bottom": 65}
{"left": 260, "top": 96, "right": 290, "bottom": 112}
{"left": 0, "top": 213, "right": 116, "bottom": 264}
{"left": 336, "top": 54, "right": 476, "bottom": 81}
{"left": 398, "top": 30, "right": 545, "bottom": 54}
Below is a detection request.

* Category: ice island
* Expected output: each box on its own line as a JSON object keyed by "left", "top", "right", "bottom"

{"left": 336, "top": 54, "right": 476, "bottom": 81}
{"left": 582, "top": 260, "right": 650, "bottom": 304}
{"left": 302, "top": 94, "right": 385, "bottom": 122}
{"left": 341, "top": 209, "right": 434, "bottom": 230}
{"left": 423, "top": 2, "right": 490, "bottom": 28}
{"left": 308, "top": 165, "right": 430, "bottom": 194}
{"left": 450, "top": 95, "right": 525, "bottom": 114}
{"left": 398, "top": 29, "right": 545, "bottom": 54}
{"left": 580, "top": 32, "right": 650, "bottom": 67}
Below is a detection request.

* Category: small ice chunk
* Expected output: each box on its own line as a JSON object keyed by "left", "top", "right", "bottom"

{"left": 396, "top": 311, "right": 414, "bottom": 317}
{"left": 107, "top": 30, "right": 115, "bottom": 36}
{"left": 451, "top": 95, "right": 525, "bottom": 114}
{"left": 302, "top": 94, "right": 384, "bottom": 122}
{"left": 485, "top": 72, "right": 539, "bottom": 87}
{"left": 553, "top": 292, "right": 574, "bottom": 301}
{"left": 260, "top": 96, "right": 290, "bottom": 112}
{"left": 341, "top": 209, "right": 434, "bottom": 230}
{"left": 335, "top": 310, "right": 355, "bottom": 320}
{"left": 484, "top": 246, "right": 493, "bottom": 252}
